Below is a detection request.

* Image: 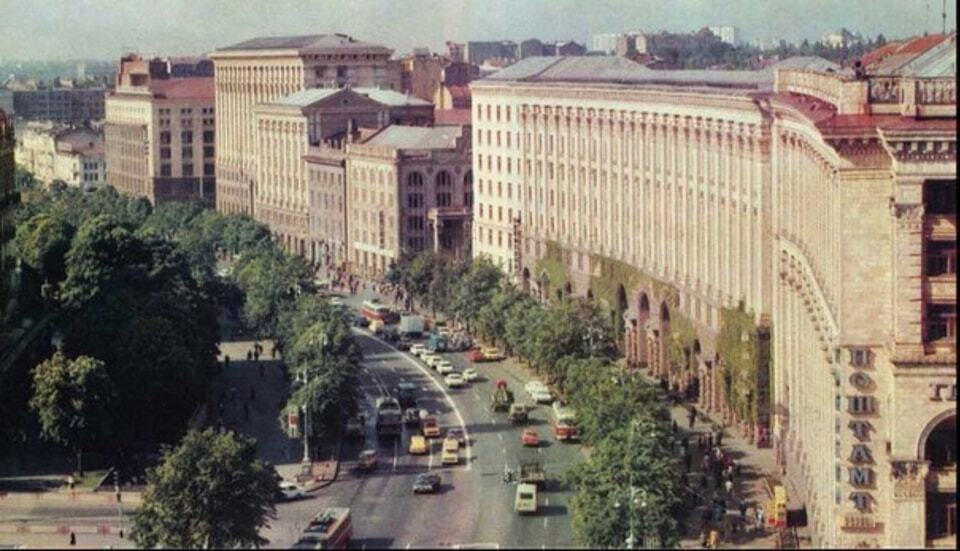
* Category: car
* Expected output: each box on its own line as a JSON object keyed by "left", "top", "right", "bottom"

{"left": 437, "top": 327, "right": 452, "bottom": 338}
{"left": 420, "top": 415, "right": 441, "bottom": 438}
{"left": 466, "top": 348, "right": 486, "bottom": 362}
{"left": 279, "top": 481, "right": 305, "bottom": 501}
{"left": 441, "top": 438, "right": 460, "bottom": 465}
{"left": 329, "top": 297, "right": 344, "bottom": 308}
{"left": 530, "top": 388, "right": 554, "bottom": 404}
{"left": 403, "top": 408, "right": 421, "bottom": 426}
{"left": 514, "top": 483, "right": 539, "bottom": 514}
{"left": 446, "top": 427, "right": 466, "bottom": 445}
{"left": 524, "top": 380, "right": 548, "bottom": 397}
{"left": 481, "top": 347, "right": 504, "bottom": 361}
{"left": 462, "top": 368, "right": 479, "bottom": 382}
{"left": 435, "top": 360, "right": 455, "bottom": 374}
{"left": 409, "top": 343, "right": 428, "bottom": 357}
{"left": 423, "top": 354, "right": 444, "bottom": 369}
{"left": 357, "top": 449, "right": 377, "bottom": 472}
{"left": 445, "top": 372, "right": 465, "bottom": 388}
{"left": 409, "top": 435, "right": 429, "bottom": 455}
{"left": 521, "top": 428, "right": 540, "bottom": 447}
{"left": 352, "top": 315, "right": 370, "bottom": 328}
{"left": 508, "top": 403, "right": 528, "bottom": 424}
{"left": 413, "top": 472, "right": 442, "bottom": 494}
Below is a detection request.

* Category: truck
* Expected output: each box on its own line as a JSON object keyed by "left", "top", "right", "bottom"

{"left": 519, "top": 461, "right": 546, "bottom": 487}
{"left": 426, "top": 333, "right": 448, "bottom": 353}
{"left": 375, "top": 397, "right": 402, "bottom": 438}
{"left": 399, "top": 315, "right": 424, "bottom": 339}
{"left": 552, "top": 406, "right": 579, "bottom": 441}
{"left": 490, "top": 379, "right": 514, "bottom": 412}
{"left": 301, "top": 507, "right": 352, "bottom": 549}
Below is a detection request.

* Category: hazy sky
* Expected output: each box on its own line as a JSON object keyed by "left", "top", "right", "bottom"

{"left": 1, "top": 0, "right": 956, "bottom": 61}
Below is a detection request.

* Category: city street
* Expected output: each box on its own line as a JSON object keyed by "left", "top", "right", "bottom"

{"left": 264, "top": 290, "right": 583, "bottom": 549}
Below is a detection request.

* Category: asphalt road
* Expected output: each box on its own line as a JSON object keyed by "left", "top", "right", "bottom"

{"left": 268, "top": 291, "right": 582, "bottom": 549}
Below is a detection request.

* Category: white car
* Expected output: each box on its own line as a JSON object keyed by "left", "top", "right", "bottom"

{"left": 462, "top": 368, "right": 479, "bottom": 382}
{"left": 279, "top": 481, "right": 305, "bottom": 501}
{"left": 445, "top": 372, "right": 465, "bottom": 388}
{"left": 436, "top": 360, "right": 455, "bottom": 375}
{"left": 409, "top": 344, "right": 427, "bottom": 357}
{"left": 423, "top": 354, "right": 443, "bottom": 368}
{"left": 524, "top": 380, "right": 548, "bottom": 397}
{"left": 530, "top": 388, "right": 554, "bottom": 404}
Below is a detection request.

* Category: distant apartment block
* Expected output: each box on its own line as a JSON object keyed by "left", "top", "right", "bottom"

{"left": 104, "top": 54, "right": 215, "bottom": 205}
{"left": 708, "top": 26, "right": 740, "bottom": 46}
{"left": 209, "top": 34, "right": 401, "bottom": 216}
{"left": 15, "top": 122, "right": 105, "bottom": 190}
{"left": 466, "top": 41, "right": 518, "bottom": 65}
{"left": 7, "top": 86, "right": 105, "bottom": 123}
{"left": 592, "top": 33, "right": 622, "bottom": 54}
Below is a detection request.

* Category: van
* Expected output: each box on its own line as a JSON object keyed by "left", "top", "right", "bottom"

{"left": 514, "top": 483, "right": 538, "bottom": 514}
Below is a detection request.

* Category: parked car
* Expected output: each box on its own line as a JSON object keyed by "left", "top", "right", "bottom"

{"left": 446, "top": 427, "right": 466, "bottom": 445}
{"left": 445, "top": 372, "right": 465, "bottom": 388}
{"left": 530, "top": 388, "right": 554, "bottom": 404}
{"left": 462, "top": 367, "right": 479, "bottom": 382}
{"left": 279, "top": 481, "right": 305, "bottom": 501}
{"left": 521, "top": 428, "right": 540, "bottom": 447}
{"left": 409, "top": 343, "right": 428, "bottom": 357}
{"left": 481, "top": 347, "right": 504, "bottom": 361}
{"left": 413, "top": 472, "right": 442, "bottom": 494}
{"left": 466, "top": 348, "right": 485, "bottom": 362}
{"left": 436, "top": 360, "right": 455, "bottom": 374}
{"left": 524, "top": 381, "right": 548, "bottom": 397}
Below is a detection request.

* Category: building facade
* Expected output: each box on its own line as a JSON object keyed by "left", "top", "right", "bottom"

{"left": 10, "top": 87, "right": 105, "bottom": 122}
{"left": 104, "top": 54, "right": 216, "bottom": 205}
{"left": 252, "top": 86, "right": 432, "bottom": 255}
{"left": 347, "top": 125, "right": 472, "bottom": 277}
{"left": 209, "top": 34, "right": 400, "bottom": 216}
{"left": 466, "top": 41, "right": 518, "bottom": 65}
{"left": 15, "top": 123, "right": 105, "bottom": 190}
{"left": 708, "top": 26, "right": 740, "bottom": 46}
{"left": 472, "top": 43, "right": 956, "bottom": 547}
{"left": 305, "top": 144, "right": 348, "bottom": 267}
{"left": 0, "top": 109, "right": 16, "bottom": 302}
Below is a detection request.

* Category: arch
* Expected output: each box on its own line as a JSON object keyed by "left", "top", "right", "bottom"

{"left": 638, "top": 292, "right": 651, "bottom": 323}
{"left": 406, "top": 171, "right": 424, "bottom": 187}
{"left": 920, "top": 411, "right": 957, "bottom": 467}
{"left": 435, "top": 170, "right": 452, "bottom": 188}
{"left": 614, "top": 284, "right": 628, "bottom": 334}
{"left": 660, "top": 302, "right": 671, "bottom": 323}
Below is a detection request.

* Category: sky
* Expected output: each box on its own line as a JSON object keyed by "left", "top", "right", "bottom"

{"left": 1, "top": 0, "right": 956, "bottom": 61}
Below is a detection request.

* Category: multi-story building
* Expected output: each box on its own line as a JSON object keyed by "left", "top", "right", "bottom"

{"left": 555, "top": 41, "right": 587, "bottom": 56}
{"left": 209, "top": 34, "right": 400, "bottom": 216}
{"left": 9, "top": 86, "right": 105, "bottom": 122}
{"left": 104, "top": 54, "right": 216, "bottom": 205}
{"left": 592, "top": 33, "right": 622, "bottom": 54}
{"left": 347, "top": 125, "right": 472, "bottom": 277}
{"left": 15, "top": 122, "right": 105, "bottom": 190}
{"left": 400, "top": 51, "right": 445, "bottom": 103}
{"left": 472, "top": 35, "right": 956, "bottom": 547}
{"left": 253, "top": 86, "right": 432, "bottom": 255}
{"left": 0, "top": 109, "right": 16, "bottom": 298}
{"left": 304, "top": 144, "right": 348, "bottom": 267}
{"left": 445, "top": 42, "right": 466, "bottom": 64}
{"left": 708, "top": 26, "right": 740, "bottom": 46}
{"left": 466, "top": 41, "right": 518, "bottom": 66}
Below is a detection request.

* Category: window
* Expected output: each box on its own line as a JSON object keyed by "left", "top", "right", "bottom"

{"left": 160, "top": 147, "right": 171, "bottom": 160}
{"left": 204, "top": 163, "right": 214, "bottom": 176}
{"left": 160, "top": 131, "right": 171, "bottom": 145}
{"left": 181, "top": 131, "right": 193, "bottom": 143}
{"left": 925, "top": 241, "right": 957, "bottom": 276}
{"left": 464, "top": 192, "right": 473, "bottom": 206}
{"left": 179, "top": 108, "right": 192, "bottom": 115}
{"left": 182, "top": 147, "right": 193, "bottom": 159}
{"left": 204, "top": 146, "right": 215, "bottom": 158}
{"left": 203, "top": 130, "right": 214, "bottom": 143}
{"left": 850, "top": 348, "right": 869, "bottom": 367}
{"left": 407, "top": 193, "right": 423, "bottom": 209}
{"left": 160, "top": 163, "right": 172, "bottom": 177}
{"left": 181, "top": 163, "right": 193, "bottom": 176}
{"left": 925, "top": 303, "right": 956, "bottom": 342}
{"left": 437, "top": 192, "right": 451, "bottom": 207}
{"left": 407, "top": 172, "right": 424, "bottom": 187}
{"left": 436, "top": 171, "right": 451, "bottom": 188}
{"left": 408, "top": 216, "right": 424, "bottom": 231}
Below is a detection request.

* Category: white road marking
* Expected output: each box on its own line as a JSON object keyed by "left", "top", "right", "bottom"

{"left": 393, "top": 439, "right": 399, "bottom": 472}
{"left": 428, "top": 441, "right": 434, "bottom": 471}
{"left": 543, "top": 518, "right": 548, "bottom": 528}
{"left": 545, "top": 498, "right": 550, "bottom": 506}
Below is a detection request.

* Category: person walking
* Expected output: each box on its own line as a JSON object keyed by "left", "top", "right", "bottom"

{"left": 724, "top": 478, "right": 734, "bottom": 496}
{"left": 756, "top": 505, "right": 765, "bottom": 534}
{"left": 739, "top": 501, "right": 748, "bottom": 520}
{"left": 69, "top": 532, "right": 76, "bottom": 546}
{"left": 224, "top": 355, "right": 230, "bottom": 369}
{"left": 247, "top": 350, "right": 253, "bottom": 361}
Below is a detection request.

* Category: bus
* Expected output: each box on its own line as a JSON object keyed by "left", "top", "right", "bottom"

{"left": 299, "top": 507, "right": 352, "bottom": 550}
{"left": 360, "top": 300, "right": 392, "bottom": 322}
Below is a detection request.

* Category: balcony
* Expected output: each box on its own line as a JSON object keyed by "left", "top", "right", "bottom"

{"left": 926, "top": 465, "right": 957, "bottom": 493}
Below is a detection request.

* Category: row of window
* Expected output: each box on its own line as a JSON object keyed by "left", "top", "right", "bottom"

{"left": 475, "top": 103, "right": 512, "bottom": 124}
{"left": 158, "top": 163, "right": 215, "bottom": 177}
{"left": 160, "top": 146, "right": 214, "bottom": 159}
{"left": 159, "top": 130, "right": 215, "bottom": 144}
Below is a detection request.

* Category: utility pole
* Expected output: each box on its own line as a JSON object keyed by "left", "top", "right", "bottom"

{"left": 301, "top": 403, "right": 311, "bottom": 476}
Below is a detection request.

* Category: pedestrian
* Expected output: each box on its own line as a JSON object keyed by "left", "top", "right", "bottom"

{"left": 739, "top": 501, "right": 748, "bottom": 519}
{"left": 67, "top": 474, "right": 75, "bottom": 490}
{"left": 724, "top": 478, "right": 734, "bottom": 495}
{"left": 671, "top": 419, "right": 678, "bottom": 434}
{"left": 706, "top": 433, "right": 713, "bottom": 450}
{"left": 69, "top": 532, "right": 76, "bottom": 546}
{"left": 702, "top": 455, "right": 711, "bottom": 472}
{"left": 700, "top": 473, "right": 708, "bottom": 489}
{"left": 247, "top": 350, "right": 253, "bottom": 361}
{"left": 688, "top": 407, "right": 696, "bottom": 428}
{"left": 271, "top": 346, "right": 277, "bottom": 359}
{"left": 699, "top": 529, "right": 708, "bottom": 548}
{"left": 224, "top": 355, "right": 230, "bottom": 369}
{"left": 684, "top": 452, "right": 692, "bottom": 473}
{"left": 715, "top": 428, "right": 724, "bottom": 447}
{"left": 756, "top": 505, "right": 765, "bottom": 533}
{"left": 253, "top": 350, "right": 260, "bottom": 362}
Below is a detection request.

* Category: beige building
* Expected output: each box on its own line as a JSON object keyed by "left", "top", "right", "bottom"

{"left": 15, "top": 122, "right": 105, "bottom": 190}
{"left": 472, "top": 36, "right": 956, "bottom": 548}
{"left": 305, "top": 144, "right": 348, "bottom": 267}
{"left": 252, "top": 86, "right": 432, "bottom": 255}
{"left": 347, "top": 125, "right": 472, "bottom": 277}
{"left": 104, "top": 55, "right": 216, "bottom": 205}
{"left": 209, "top": 34, "right": 400, "bottom": 216}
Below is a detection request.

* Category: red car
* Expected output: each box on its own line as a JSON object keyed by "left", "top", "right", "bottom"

{"left": 521, "top": 428, "right": 540, "bottom": 447}
{"left": 466, "top": 349, "right": 485, "bottom": 362}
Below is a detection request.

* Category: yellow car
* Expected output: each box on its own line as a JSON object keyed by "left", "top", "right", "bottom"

{"left": 441, "top": 438, "right": 460, "bottom": 465}
{"left": 409, "top": 435, "right": 429, "bottom": 455}
{"left": 481, "top": 347, "right": 504, "bottom": 361}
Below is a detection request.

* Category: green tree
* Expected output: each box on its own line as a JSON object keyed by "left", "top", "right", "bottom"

{"left": 287, "top": 357, "right": 360, "bottom": 442}
{"left": 450, "top": 256, "right": 502, "bottom": 328}
{"left": 131, "top": 429, "right": 277, "bottom": 549}
{"left": 14, "top": 213, "right": 74, "bottom": 299}
{"left": 29, "top": 351, "right": 114, "bottom": 476}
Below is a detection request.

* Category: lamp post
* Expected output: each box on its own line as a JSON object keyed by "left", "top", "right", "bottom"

{"left": 300, "top": 332, "right": 330, "bottom": 475}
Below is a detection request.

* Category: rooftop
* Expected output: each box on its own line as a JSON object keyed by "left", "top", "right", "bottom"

{"left": 860, "top": 33, "right": 955, "bottom": 77}
{"left": 268, "top": 86, "right": 431, "bottom": 109}
{"left": 434, "top": 108, "right": 472, "bottom": 126}
{"left": 353, "top": 87, "right": 431, "bottom": 107}
{"left": 217, "top": 34, "right": 390, "bottom": 53}
{"left": 363, "top": 125, "right": 462, "bottom": 150}
{"left": 148, "top": 78, "right": 215, "bottom": 100}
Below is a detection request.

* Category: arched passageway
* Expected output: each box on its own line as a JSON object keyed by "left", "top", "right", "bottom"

{"left": 923, "top": 414, "right": 957, "bottom": 542}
